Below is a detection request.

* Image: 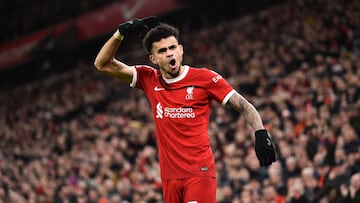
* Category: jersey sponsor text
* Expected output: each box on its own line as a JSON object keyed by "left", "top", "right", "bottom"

{"left": 156, "top": 102, "right": 196, "bottom": 119}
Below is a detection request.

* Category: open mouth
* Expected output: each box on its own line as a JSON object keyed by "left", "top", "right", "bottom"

{"left": 169, "top": 59, "right": 176, "bottom": 66}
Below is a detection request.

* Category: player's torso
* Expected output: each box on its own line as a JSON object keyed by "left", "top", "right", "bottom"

{"left": 135, "top": 65, "right": 225, "bottom": 179}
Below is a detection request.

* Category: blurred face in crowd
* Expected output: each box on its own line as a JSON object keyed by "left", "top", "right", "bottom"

{"left": 149, "top": 36, "right": 184, "bottom": 79}
{"left": 262, "top": 186, "right": 276, "bottom": 201}
{"left": 268, "top": 165, "right": 283, "bottom": 185}
{"left": 285, "top": 156, "right": 297, "bottom": 173}
{"left": 289, "top": 178, "right": 305, "bottom": 198}
{"left": 350, "top": 173, "right": 360, "bottom": 189}
{"left": 240, "top": 189, "right": 253, "bottom": 203}
{"left": 301, "top": 167, "right": 317, "bottom": 189}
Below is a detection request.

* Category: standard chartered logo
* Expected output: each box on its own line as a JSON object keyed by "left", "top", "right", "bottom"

{"left": 155, "top": 102, "right": 195, "bottom": 119}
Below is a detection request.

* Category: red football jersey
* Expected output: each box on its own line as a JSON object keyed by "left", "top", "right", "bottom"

{"left": 131, "top": 65, "right": 235, "bottom": 179}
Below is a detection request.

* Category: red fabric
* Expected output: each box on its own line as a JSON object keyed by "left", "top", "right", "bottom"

{"left": 134, "top": 65, "right": 234, "bottom": 179}
{"left": 162, "top": 176, "right": 217, "bottom": 203}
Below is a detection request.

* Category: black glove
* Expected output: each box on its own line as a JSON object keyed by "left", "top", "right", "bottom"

{"left": 255, "top": 129, "right": 276, "bottom": 166}
{"left": 118, "top": 16, "right": 157, "bottom": 36}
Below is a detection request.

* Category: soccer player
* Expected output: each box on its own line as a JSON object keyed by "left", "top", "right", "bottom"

{"left": 94, "top": 17, "right": 276, "bottom": 203}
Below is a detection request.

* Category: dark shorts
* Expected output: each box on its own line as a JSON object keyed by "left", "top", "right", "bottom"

{"left": 162, "top": 176, "right": 217, "bottom": 203}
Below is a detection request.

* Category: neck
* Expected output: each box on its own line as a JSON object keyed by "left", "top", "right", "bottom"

{"left": 162, "top": 65, "right": 183, "bottom": 79}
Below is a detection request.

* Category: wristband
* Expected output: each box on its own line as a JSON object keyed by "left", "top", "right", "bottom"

{"left": 255, "top": 129, "right": 269, "bottom": 138}
{"left": 113, "top": 30, "right": 124, "bottom": 41}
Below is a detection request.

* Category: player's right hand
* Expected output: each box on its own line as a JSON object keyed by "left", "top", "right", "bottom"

{"left": 118, "top": 16, "right": 157, "bottom": 36}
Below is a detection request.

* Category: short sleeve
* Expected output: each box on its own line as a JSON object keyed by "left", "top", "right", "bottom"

{"left": 206, "top": 70, "right": 235, "bottom": 106}
{"left": 130, "top": 65, "right": 157, "bottom": 90}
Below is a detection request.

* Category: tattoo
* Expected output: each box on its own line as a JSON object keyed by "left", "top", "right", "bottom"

{"left": 227, "top": 92, "right": 264, "bottom": 130}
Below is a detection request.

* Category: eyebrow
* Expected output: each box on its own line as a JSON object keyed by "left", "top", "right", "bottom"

{"left": 157, "top": 45, "right": 177, "bottom": 53}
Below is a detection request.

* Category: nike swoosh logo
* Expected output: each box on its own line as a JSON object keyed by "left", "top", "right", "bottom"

{"left": 121, "top": 0, "right": 147, "bottom": 20}
{"left": 154, "top": 86, "right": 165, "bottom": 91}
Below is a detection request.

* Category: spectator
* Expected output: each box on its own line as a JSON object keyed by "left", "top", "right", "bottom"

{"left": 261, "top": 185, "right": 286, "bottom": 203}
{"left": 301, "top": 167, "right": 320, "bottom": 202}
{"left": 286, "top": 177, "right": 310, "bottom": 203}
{"left": 339, "top": 173, "right": 360, "bottom": 203}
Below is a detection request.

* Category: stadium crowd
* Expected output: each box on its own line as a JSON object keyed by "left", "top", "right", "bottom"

{"left": 1, "top": 0, "right": 360, "bottom": 202}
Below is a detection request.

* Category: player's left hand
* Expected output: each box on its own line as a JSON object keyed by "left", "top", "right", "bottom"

{"left": 254, "top": 129, "right": 276, "bottom": 166}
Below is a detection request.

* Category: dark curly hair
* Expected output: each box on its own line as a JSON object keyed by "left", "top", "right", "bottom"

{"left": 142, "top": 23, "right": 179, "bottom": 54}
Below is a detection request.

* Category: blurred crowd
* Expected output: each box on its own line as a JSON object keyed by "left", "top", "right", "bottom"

{"left": 1, "top": 0, "right": 360, "bottom": 202}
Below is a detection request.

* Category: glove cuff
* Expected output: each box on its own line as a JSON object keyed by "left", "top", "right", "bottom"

{"left": 255, "top": 129, "right": 269, "bottom": 138}
{"left": 113, "top": 30, "right": 124, "bottom": 41}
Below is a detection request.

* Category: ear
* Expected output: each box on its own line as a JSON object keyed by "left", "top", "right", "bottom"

{"left": 149, "top": 54, "right": 157, "bottom": 65}
{"left": 179, "top": 44, "right": 184, "bottom": 55}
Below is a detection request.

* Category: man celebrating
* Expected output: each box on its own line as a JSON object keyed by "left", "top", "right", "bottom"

{"left": 94, "top": 17, "right": 276, "bottom": 203}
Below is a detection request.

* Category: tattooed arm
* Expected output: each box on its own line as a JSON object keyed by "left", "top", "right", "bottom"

{"left": 226, "top": 91, "right": 276, "bottom": 166}
{"left": 226, "top": 92, "right": 264, "bottom": 130}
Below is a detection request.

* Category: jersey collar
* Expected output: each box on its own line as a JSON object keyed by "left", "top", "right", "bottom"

{"left": 162, "top": 65, "right": 189, "bottom": 84}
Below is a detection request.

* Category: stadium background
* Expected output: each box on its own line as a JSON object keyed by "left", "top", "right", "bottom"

{"left": 0, "top": 0, "right": 359, "bottom": 202}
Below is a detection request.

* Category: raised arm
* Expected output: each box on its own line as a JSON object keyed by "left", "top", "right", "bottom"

{"left": 227, "top": 91, "right": 276, "bottom": 167}
{"left": 94, "top": 17, "right": 156, "bottom": 83}
{"left": 94, "top": 34, "right": 133, "bottom": 83}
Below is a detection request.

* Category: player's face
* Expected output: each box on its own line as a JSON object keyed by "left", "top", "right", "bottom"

{"left": 149, "top": 36, "right": 184, "bottom": 79}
